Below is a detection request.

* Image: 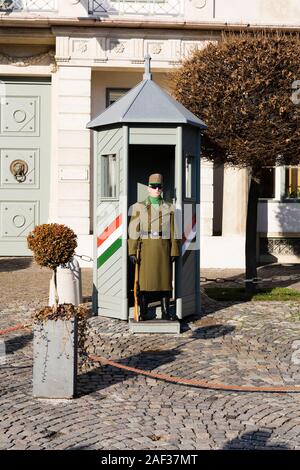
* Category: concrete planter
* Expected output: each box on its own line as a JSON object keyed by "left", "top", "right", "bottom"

{"left": 33, "top": 318, "right": 78, "bottom": 399}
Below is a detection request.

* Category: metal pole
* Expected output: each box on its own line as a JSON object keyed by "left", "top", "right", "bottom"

{"left": 121, "top": 125, "right": 129, "bottom": 320}
{"left": 195, "top": 129, "right": 201, "bottom": 317}
{"left": 175, "top": 126, "right": 183, "bottom": 319}
{"left": 92, "top": 131, "right": 98, "bottom": 315}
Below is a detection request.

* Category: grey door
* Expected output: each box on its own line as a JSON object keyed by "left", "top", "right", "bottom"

{"left": 0, "top": 78, "right": 51, "bottom": 255}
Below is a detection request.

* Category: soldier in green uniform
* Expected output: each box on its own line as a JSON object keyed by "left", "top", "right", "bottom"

{"left": 128, "top": 173, "right": 180, "bottom": 321}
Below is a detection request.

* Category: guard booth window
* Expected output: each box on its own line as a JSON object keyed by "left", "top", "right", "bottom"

{"left": 185, "top": 155, "right": 196, "bottom": 199}
{"left": 101, "top": 154, "right": 118, "bottom": 199}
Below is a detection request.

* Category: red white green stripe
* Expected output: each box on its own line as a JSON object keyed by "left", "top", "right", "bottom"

{"left": 182, "top": 214, "right": 197, "bottom": 255}
{"left": 97, "top": 215, "right": 122, "bottom": 268}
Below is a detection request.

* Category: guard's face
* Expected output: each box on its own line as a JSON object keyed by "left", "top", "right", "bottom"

{"left": 148, "top": 184, "right": 163, "bottom": 197}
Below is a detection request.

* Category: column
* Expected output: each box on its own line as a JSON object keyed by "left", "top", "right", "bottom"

{"left": 222, "top": 166, "right": 248, "bottom": 236}
{"left": 55, "top": 65, "right": 92, "bottom": 235}
{"left": 200, "top": 158, "right": 214, "bottom": 236}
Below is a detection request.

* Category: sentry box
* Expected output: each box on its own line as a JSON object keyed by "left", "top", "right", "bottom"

{"left": 87, "top": 57, "right": 207, "bottom": 326}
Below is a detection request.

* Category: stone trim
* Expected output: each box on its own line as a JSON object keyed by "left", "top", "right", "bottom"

{"left": 55, "top": 35, "right": 217, "bottom": 67}
{"left": 0, "top": 49, "right": 57, "bottom": 71}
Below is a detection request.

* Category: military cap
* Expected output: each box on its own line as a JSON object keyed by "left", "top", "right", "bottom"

{"left": 148, "top": 173, "right": 163, "bottom": 184}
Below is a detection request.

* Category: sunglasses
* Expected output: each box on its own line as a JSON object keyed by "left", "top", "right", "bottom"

{"left": 149, "top": 184, "right": 163, "bottom": 189}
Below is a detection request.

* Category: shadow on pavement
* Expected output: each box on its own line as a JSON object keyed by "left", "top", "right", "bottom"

{"left": 77, "top": 321, "right": 235, "bottom": 397}
{"left": 77, "top": 348, "right": 180, "bottom": 397}
{"left": 202, "top": 263, "right": 300, "bottom": 291}
{"left": 181, "top": 313, "right": 236, "bottom": 338}
{"left": 223, "top": 430, "right": 290, "bottom": 450}
{"left": 4, "top": 332, "right": 33, "bottom": 354}
{"left": 189, "top": 324, "right": 235, "bottom": 339}
{"left": 0, "top": 257, "right": 33, "bottom": 272}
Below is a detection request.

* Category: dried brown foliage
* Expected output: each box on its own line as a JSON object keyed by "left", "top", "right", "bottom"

{"left": 33, "top": 303, "right": 88, "bottom": 322}
{"left": 33, "top": 303, "right": 91, "bottom": 365}
{"left": 172, "top": 33, "right": 300, "bottom": 174}
{"left": 27, "top": 223, "right": 77, "bottom": 271}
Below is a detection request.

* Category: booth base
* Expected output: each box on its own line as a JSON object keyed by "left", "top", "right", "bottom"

{"left": 129, "top": 318, "right": 180, "bottom": 334}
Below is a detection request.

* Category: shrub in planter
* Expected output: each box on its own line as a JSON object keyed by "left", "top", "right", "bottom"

{"left": 27, "top": 223, "right": 87, "bottom": 399}
{"left": 27, "top": 223, "right": 77, "bottom": 313}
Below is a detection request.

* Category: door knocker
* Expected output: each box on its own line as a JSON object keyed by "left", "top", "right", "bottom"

{"left": 10, "top": 159, "right": 28, "bottom": 183}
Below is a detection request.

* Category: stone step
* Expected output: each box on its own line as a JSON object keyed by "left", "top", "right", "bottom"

{"left": 129, "top": 318, "right": 180, "bottom": 334}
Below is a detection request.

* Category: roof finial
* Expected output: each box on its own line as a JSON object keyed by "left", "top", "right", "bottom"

{"left": 143, "top": 54, "right": 152, "bottom": 80}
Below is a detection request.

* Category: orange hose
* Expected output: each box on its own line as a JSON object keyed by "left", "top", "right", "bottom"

{"left": 88, "top": 353, "right": 300, "bottom": 394}
{"left": 0, "top": 323, "right": 31, "bottom": 335}
{"left": 2, "top": 323, "right": 300, "bottom": 394}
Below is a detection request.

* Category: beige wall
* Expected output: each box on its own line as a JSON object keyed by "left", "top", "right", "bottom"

{"left": 215, "top": 0, "right": 300, "bottom": 25}
{"left": 91, "top": 70, "right": 170, "bottom": 119}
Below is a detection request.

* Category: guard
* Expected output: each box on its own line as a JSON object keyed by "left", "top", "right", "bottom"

{"left": 128, "top": 173, "right": 180, "bottom": 321}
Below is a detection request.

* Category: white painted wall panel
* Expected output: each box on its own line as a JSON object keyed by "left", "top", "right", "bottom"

{"left": 58, "top": 130, "right": 90, "bottom": 148}
{"left": 57, "top": 200, "right": 90, "bottom": 217}
{"left": 58, "top": 113, "right": 91, "bottom": 130}
{"left": 57, "top": 217, "right": 90, "bottom": 234}
{"left": 59, "top": 66, "right": 92, "bottom": 80}
{"left": 58, "top": 148, "right": 90, "bottom": 165}
{"left": 58, "top": 97, "right": 91, "bottom": 114}
{"left": 59, "top": 79, "right": 91, "bottom": 97}
{"left": 200, "top": 235, "right": 246, "bottom": 268}
{"left": 200, "top": 201, "right": 213, "bottom": 219}
{"left": 58, "top": 182, "right": 90, "bottom": 200}
{"left": 258, "top": 202, "right": 300, "bottom": 233}
{"left": 200, "top": 185, "right": 213, "bottom": 202}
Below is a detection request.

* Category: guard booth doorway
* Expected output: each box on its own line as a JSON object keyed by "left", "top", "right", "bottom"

{"left": 128, "top": 144, "right": 175, "bottom": 205}
{"left": 127, "top": 144, "right": 175, "bottom": 315}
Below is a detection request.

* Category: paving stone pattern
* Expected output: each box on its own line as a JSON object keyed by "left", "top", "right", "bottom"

{"left": 1, "top": 258, "right": 300, "bottom": 450}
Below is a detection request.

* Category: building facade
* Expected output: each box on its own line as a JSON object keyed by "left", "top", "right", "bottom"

{"left": 0, "top": 0, "right": 300, "bottom": 267}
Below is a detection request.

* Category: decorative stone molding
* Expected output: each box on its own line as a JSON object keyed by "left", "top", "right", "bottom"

{"left": 107, "top": 39, "right": 134, "bottom": 60}
{"left": 150, "top": 43, "right": 163, "bottom": 55}
{"left": 190, "top": 0, "right": 207, "bottom": 9}
{"left": 182, "top": 39, "right": 216, "bottom": 58}
{"left": 112, "top": 42, "right": 125, "bottom": 54}
{"left": 198, "top": 39, "right": 217, "bottom": 49}
{"left": 0, "top": 49, "right": 57, "bottom": 71}
{"left": 73, "top": 40, "right": 88, "bottom": 55}
{"left": 56, "top": 36, "right": 70, "bottom": 64}
{"left": 55, "top": 35, "right": 218, "bottom": 67}
{"left": 94, "top": 37, "right": 107, "bottom": 63}
{"left": 94, "top": 57, "right": 108, "bottom": 63}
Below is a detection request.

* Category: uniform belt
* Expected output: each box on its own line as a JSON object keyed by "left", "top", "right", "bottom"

{"left": 141, "top": 231, "right": 163, "bottom": 236}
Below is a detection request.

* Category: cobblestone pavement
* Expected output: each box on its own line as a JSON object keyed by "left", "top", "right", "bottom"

{"left": 1, "top": 258, "right": 300, "bottom": 450}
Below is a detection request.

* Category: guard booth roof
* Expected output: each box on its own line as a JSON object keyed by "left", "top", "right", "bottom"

{"left": 87, "top": 59, "right": 207, "bottom": 130}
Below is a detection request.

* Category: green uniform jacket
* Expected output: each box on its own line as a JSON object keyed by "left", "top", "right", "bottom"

{"left": 128, "top": 197, "right": 180, "bottom": 292}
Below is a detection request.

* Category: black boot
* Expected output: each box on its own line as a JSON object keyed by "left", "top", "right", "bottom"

{"left": 139, "top": 292, "right": 149, "bottom": 321}
{"left": 161, "top": 296, "right": 177, "bottom": 321}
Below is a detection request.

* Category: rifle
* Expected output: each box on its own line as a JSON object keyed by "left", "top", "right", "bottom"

{"left": 133, "top": 241, "right": 141, "bottom": 322}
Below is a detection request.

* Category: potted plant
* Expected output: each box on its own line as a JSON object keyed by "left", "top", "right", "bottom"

{"left": 27, "top": 223, "right": 85, "bottom": 399}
